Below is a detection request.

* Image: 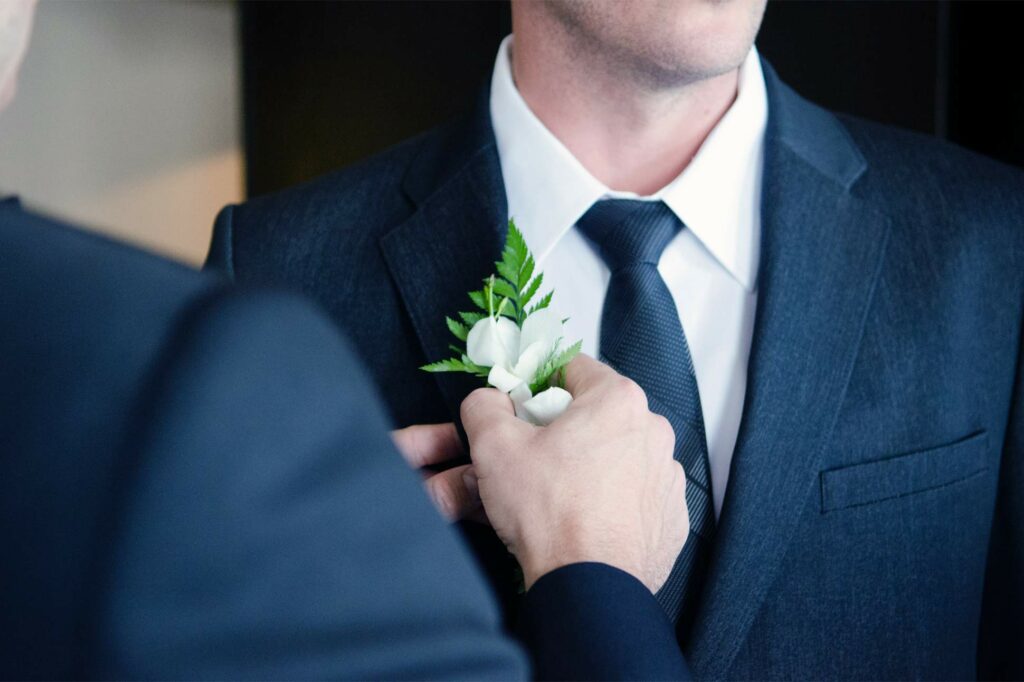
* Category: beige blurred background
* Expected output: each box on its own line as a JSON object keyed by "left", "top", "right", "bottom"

{"left": 0, "top": 0, "right": 242, "bottom": 266}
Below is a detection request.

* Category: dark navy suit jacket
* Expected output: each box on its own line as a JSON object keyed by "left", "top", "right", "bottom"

{"left": 0, "top": 206, "right": 690, "bottom": 680}
{"left": 207, "top": 62, "right": 1024, "bottom": 679}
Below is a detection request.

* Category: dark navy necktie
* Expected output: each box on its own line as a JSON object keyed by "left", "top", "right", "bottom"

{"left": 577, "top": 199, "right": 716, "bottom": 634}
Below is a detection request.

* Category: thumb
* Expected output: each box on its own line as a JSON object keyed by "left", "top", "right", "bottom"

{"left": 460, "top": 387, "right": 516, "bottom": 439}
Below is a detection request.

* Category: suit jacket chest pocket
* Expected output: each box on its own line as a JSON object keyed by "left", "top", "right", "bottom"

{"left": 820, "top": 431, "right": 989, "bottom": 513}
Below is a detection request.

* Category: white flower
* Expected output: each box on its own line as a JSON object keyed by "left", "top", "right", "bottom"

{"left": 466, "top": 307, "right": 573, "bottom": 425}
{"left": 518, "top": 385, "right": 572, "bottom": 426}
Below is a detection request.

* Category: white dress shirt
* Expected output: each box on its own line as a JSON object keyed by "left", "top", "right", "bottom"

{"left": 489, "top": 36, "right": 768, "bottom": 518}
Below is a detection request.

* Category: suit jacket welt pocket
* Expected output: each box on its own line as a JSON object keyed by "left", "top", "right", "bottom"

{"left": 820, "top": 431, "right": 989, "bottom": 513}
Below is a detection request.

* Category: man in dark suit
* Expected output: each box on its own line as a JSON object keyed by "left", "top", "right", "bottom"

{"left": 0, "top": 5, "right": 696, "bottom": 677}
{"left": 206, "top": 0, "right": 1024, "bottom": 678}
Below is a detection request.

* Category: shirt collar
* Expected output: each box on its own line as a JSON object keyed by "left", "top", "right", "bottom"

{"left": 490, "top": 36, "right": 767, "bottom": 291}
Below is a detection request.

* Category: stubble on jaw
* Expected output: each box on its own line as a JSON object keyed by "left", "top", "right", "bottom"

{"left": 509, "top": 0, "right": 761, "bottom": 193}
{"left": 538, "top": 0, "right": 762, "bottom": 93}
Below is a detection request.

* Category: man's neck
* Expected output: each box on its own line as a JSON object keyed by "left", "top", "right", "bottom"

{"left": 510, "top": 32, "right": 739, "bottom": 196}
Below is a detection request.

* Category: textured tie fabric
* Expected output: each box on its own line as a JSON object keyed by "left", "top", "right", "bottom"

{"left": 577, "top": 199, "right": 716, "bottom": 634}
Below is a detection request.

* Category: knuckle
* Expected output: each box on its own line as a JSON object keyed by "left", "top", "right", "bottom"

{"left": 677, "top": 479, "right": 690, "bottom": 524}
{"left": 652, "top": 415, "right": 676, "bottom": 450}
{"left": 674, "top": 462, "right": 687, "bottom": 490}
{"left": 460, "top": 388, "right": 491, "bottom": 422}
{"left": 616, "top": 377, "right": 648, "bottom": 410}
{"left": 609, "top": 374, "right": 633, "bottom": 393}
{"left": 672, "top": 464, "right": 688, "bottom": 502}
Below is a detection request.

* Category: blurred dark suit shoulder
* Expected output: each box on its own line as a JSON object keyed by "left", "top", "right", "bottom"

{"left": 0, "top": 208, "right": 525, "bottom": 680}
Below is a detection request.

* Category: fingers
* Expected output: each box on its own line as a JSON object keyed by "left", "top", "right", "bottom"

{"left": 561, "top": 353, "right": 618, "bottom": 397}
{"left": 460, "top": 467, "right": 490, "bottom": 525}
{"left": 423, "top": 463, "right": 481, "bottom": 521}
{"left": 391, "top": 422, "right": 463, "bottom": 469}
{"left": 391, "top": 423, "right": 489, "bottom": 523}
{"left": 460, "top": 387, "right": 517, "bottom": 439}
{"left": 561, "top": 354, "right": 649, "bottom": 421}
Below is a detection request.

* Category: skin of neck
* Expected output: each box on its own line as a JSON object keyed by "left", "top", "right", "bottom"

{"left": 510, "top": 11, "right": 740, "bottom": 196}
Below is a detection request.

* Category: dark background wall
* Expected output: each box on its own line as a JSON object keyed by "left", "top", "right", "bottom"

{"left": 241, "top": 1, "right": 1024, "bottom": 198}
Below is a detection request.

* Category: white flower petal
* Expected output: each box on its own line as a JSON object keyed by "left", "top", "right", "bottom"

{"left": 488, "top": 365, "right": 523, "bottom": 394}
{"left": 466, "top": 316, "right": 520, "bottom": 369}
{"left": 512, "top": 341, "right": 548, "bottom": 385}
{"left": 520, "top": 308, "right": 564, "bottom": 357}
{"left": 508, "top": 383, "right": 537, "bottom": 424}
{"left": 521, "top": 387, "right": 573, "bottom": 426}
{"left": 509, "top": 382, "right": 533, "bottom": 404}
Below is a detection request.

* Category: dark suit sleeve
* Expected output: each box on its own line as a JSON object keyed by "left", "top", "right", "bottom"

{"left": 978, "top": 309, "right": 1024, "bottom": 679}
{"left": 518, "top": 563, "right": 692, "bottom": 681}
{"left": 204, "top": 204, "right": 235, "bottom": 277}
{"left": 93, "top": 291, "right": 527, "bottom": 680}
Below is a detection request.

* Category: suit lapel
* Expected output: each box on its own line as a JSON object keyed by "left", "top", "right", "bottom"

{"left": 685, "top": 65, "right": 892, "bottom": 678}
{"left": 380, "top": 97, "right": 509, "bottom": 421}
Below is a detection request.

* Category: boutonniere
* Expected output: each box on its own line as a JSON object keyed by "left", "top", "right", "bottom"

{"left": 421, "top": 220, "right": 581, "bottom": 425}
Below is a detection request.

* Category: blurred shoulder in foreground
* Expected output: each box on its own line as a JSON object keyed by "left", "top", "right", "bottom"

{"left": 0, "top": 203, "right": 526, "bottom": 680}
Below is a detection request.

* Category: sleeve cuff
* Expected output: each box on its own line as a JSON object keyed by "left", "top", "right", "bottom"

{"left": 518, "top": 562, "right": 692, "bottom": 681}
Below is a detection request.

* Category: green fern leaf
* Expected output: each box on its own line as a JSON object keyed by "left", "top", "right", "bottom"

{"left": 551, "top": 339, "right": 582, "bottom": 370}
{"left": 459, "top": 311, "right": 485, "bottom": 326}
{"left": 496, "top": 260, "right": 518, "bottom": 286}
{"left": 446, "top": 316, "right": 468, "bottom": 342}
{"left": 520, "top": 272, "right": 543, "bottom": 308}
{"left": 505, "top": 219, "right": 529, "bottom": 267}
{"left": 461, "top": 355, "right": 492, "bottom": 377}
{"left": 518, "top": 255, "right": 535, "bottom": 291}
{"left": 421, "top": 358, "right": 472, "bottom": 373}
{"left": 468, "top": 290, "right": 487, "bottom": 311}
{"left": 530, "top": 339, "right": 582, "bottom": 392}
{"left": 492, "top": 277, "right": 518, "bottom": 302}
{"left": 528, "top": 291, "right": 554, "bottom": 316}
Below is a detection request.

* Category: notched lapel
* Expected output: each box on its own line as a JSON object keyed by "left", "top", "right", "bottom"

{"left": 380, "top": 136, "right": 508, "bottom": 424}
{"left": 686, "top": 68, "right": 892, "bottom": 678}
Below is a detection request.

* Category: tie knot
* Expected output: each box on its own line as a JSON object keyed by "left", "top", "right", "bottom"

{"left": 577, "top": 200, "right": 682, "bottom": 271}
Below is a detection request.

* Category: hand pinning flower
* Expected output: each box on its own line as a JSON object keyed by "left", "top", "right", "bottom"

{"left": 421, "top": 220, "right": 581, "bottom": 425}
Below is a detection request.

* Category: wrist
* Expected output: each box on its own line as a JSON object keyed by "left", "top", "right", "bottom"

{"left": 519, "top": 543, "right": 571, "bottom": 591}
{"left": 520, "top": 533, "right": 646, "bottom": 591}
